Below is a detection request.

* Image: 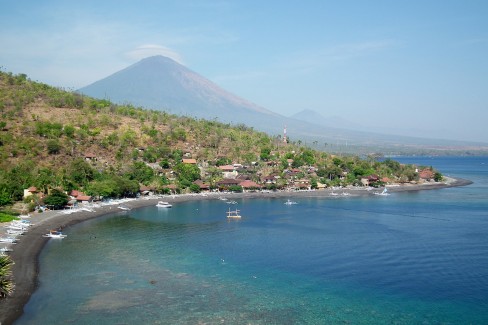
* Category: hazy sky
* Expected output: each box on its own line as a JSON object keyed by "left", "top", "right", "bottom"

{"left": 1, "top": 1, "right": 487, "bottom": 143}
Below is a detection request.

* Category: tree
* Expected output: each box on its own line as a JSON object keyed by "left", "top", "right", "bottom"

{"left": 228, "top": 185, "right": 243, "bottom": 193}
{"left": 215, "top": 157, "right": 231, "bottom": 166}
{"left": 189, "top": 183, "right": 201, "bottom": 193}
{"left": 47, "top": 139, "right": 61, "bottom": 154}
{"left": 126, "top": 161, "right": 155, "bottom": 185}
{"left": 434, "top": 172, "right": 443, "bottom": 182}
{"left": 0, "top": 188, "right": 12, "bottom": 206}
{"left": 43, "top": 189, "right": 69, "bottom": 209}
{"left": 260, "top": 147, "right": 271, "bottom": 161}
{"left": 311, "top": 178, "right": 318, "bottom": 189}
{"left": 174, "top": 163, "right": 200, "bottom": 182}
{"left": 159, "top": 159, "right": 170, "bottom": 169}
{"left": 0, "top": 255, "right": 14, "bottom": 298}
{"left": 67, "top": 158, "right": 95, "bottom": 187}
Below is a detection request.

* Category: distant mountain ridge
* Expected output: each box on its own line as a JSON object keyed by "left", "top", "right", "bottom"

{"left": 79, "top": 55, "right": 488, "bottom": 155}
{"left": 290, "top": 109, "right": 365, "bottom": 131}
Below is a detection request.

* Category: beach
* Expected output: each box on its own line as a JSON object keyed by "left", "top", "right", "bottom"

{"left": 0, "top": 177, "right": 472, "bottom": 325}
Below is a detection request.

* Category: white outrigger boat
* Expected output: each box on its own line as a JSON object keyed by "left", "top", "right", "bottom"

{"left": 374, "top": 188, "right": 390, "bottom": 196}
{"left": 226, "top": 208, "right": 242, "bottom": 219}
{"left": 43, "top": 230, "right": 67, "bottom": 239}
{"left": 0, "top": 237, "right": 17, "bottom": 243}
{"left": 156, "top": 201, "right": 172, "bottom": 208}
{"left": 117, "top": 205, "right": 131, "bottom": 211}
{"left": 0, "top": 247, "right": 13, "bottom": 253}
{"left": 284, "top": 199, "right": 298, "bottom": 205}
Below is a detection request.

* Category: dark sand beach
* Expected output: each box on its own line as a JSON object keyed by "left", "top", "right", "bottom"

{"left": 0, "top": 177, "right": 472, "bottom": 325}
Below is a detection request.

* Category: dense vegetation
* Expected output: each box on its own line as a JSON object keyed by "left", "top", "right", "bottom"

{"left": 0, "top": 70, "right": 441, "bottom": 211}
{"left": 0, "top": 255, "right": 13, "bottom": 298}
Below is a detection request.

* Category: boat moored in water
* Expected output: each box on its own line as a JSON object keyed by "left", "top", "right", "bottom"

{"left": 284, "top": 199, "right": 298, "bottom": 205}
{"left": 156, "top": 201, "right": 172, "bottom": 208}
{"left": 374, "top": 188, "right": 390, "bottom": 196}
{"left": 226, "top": 208, "right": 242, "bottom": 219}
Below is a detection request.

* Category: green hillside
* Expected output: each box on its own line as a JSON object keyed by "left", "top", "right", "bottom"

{"left": 0, "top": 71, "right": 439, "bottom": 210}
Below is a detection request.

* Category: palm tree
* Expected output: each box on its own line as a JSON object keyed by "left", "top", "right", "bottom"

{"left": 0, "top": 255, "right": 14, "bottom": 298}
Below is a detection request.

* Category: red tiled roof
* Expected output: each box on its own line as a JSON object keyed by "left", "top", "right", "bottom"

{"left": 219, "top": 165, "right": 235, "bottom": 171}
{"left": 217, "top": 179, "right": 240, "bottom": 185}
{"left": 239, "top": 180, "right": 261, "bottom": 188}
{"left": 419, "top": 169, "right": 434, "bottom": 179}
{"left": 193, "top": 180, "right": 210, "bottom": 189}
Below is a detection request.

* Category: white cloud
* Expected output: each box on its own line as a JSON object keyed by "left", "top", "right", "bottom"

{"left": 125, "top": 44, "right": 184, "bottom": 64}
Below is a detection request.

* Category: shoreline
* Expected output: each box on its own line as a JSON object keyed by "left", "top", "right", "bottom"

{"left": 0, "top": 177, "right": 472, "bottom": 324}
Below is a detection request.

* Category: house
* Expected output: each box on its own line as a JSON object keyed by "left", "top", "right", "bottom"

{"left": 419, "top": 169, "right": 435, "bottom": 181}
{"left": 316, "top": 181, "right": 327, "bottom": 190}
{"left": 139, "top": 185, "right": 154, "bottom": 196}
{"left": 193, "top": 180, "right": 210, "bottom": 192}
{"left": 261, "top": 174, "right": 279, "bottom": 184}
{"left": 76, "top": 195, "right": 93, "bottom": 203}
{"left": 69, "top": 190, "right": 81, "bottom": 197}
{"left": 182, "top": 158, "right": 197, "bottom": 164}
{"left": 219, "top": 165, "right": 238, "bottom": 179}
{"left": 218, "top": 165, "right": 235, "bottom": 172}
{"left": 163, "top": 184, "right": 178, "bottom": 194}
{"left": 23, "top": 186, "right": 39, "bottom": 198}
{"left": 239, "top": 180, "right": 261, "bottom": 191}
{"left": 293, "top": 179, "right": 311, "bottom": 190}
{"left": 217, "top": 178, "right": 241, "bottom": 190}
{"left": 236, "top": 174, "right": 251, "bottom": 181}
{"left": 381, "top": 177, "right": 391, "bottom": 184}
{"left": 84, "top": 152, "right": 97, "bottom": 161}
{"left": 361, "top": 174, "right": 380, "bottom": 186}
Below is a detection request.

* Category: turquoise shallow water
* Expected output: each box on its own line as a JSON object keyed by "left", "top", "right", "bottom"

{"left": 16, "top": 156, "right": 488, "bottom": 324}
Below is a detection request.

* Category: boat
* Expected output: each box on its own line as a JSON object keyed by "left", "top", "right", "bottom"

{"left": 0, "top": 237, "right": 17, "bottom": 243}
{"left": 226, "top": 208, "right": 242, "bottom": 219}
{"left": 117, "top": 205, "right": 131, "bottom": 211}
{"left": 225, "top": 200, "right": 238, "bottom": 204}
{"left": 7, "top": 229, "right": 25, "bottom": 236}
{"left": 374, "top": 188, "right": 390, "bottom": 196}
{"left": 43, "top": 230, "right": 67, "bottom": 239}
{"left": 284, "top": 199, "right": 298, "bottom": 205}
{"left": 156, "top": 201, "right": 172, "bottom": 208}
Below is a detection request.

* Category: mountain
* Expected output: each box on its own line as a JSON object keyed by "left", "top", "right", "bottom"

{"left": 79, "top": 56, "right": 488, "bottom": 155}
{"left": 79, "top": 55, "right": 281, "bottom": 126}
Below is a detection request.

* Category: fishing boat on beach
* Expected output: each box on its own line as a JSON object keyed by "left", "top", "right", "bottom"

{"left": 0, "top": 237, "right": 17, "bottom": 243}
{"left": 117, "top": 205, "right": 131, "bottom": 211}
{"left": 226, "top": 208, "right": 242, "bottom": 219}
{"left": 43, "top": 230, "right": 67, "bottom": 239}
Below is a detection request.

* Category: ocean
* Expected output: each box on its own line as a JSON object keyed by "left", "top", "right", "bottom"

{"left": 15, "top": 156, "right": 488, "bottom": 324}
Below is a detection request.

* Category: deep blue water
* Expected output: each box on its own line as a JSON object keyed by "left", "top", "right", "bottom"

{"left": 16, "top": 156, "right": 488, "bottom": 324}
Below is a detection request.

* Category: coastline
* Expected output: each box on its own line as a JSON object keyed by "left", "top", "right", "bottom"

{"left": 0, "top": 177, "right": 472, "bottom": 324}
